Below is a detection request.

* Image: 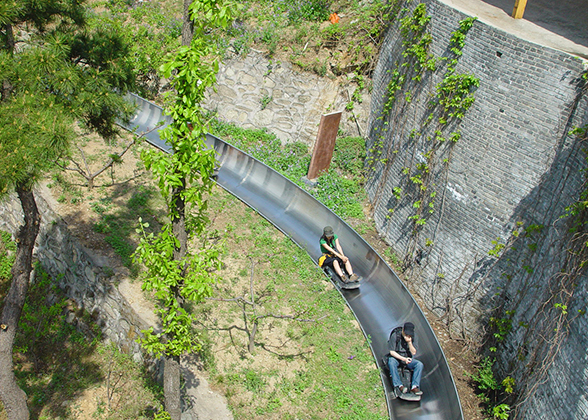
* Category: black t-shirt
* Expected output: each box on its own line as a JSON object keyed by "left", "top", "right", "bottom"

{"left": 388, "top": 326, "right": 416, "bottom": 358}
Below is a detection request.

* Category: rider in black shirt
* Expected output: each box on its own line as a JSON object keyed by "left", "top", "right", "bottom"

{"left": 387, "top": 322, "right": 424, "bottom": 397}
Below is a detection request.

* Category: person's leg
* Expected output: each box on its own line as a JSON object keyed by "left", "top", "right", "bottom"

{"left": 387, "top": 357, "right": 403, "bottom": 388}
{"left": 344, "top": 259, "right": 354, "bottom": 275}
{"left": 345, "top": 259, "right": 358, "bottom": 280}
{"left": 332, "top": 259, "right": 344, "bottom": 277}
{"left": 334, "top": 258, "right": 351, "bottom": 281}
{"left": 407, "top": 359, "right": 424, "bottom": 390}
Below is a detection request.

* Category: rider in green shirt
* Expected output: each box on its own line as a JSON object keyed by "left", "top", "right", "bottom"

{"left": 318, "top": 226, "right": 359, "bottom": 283}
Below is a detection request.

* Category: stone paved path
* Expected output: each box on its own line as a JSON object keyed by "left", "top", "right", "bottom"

{"left": 181, "top": 355, "right": 233, "bottom": 420}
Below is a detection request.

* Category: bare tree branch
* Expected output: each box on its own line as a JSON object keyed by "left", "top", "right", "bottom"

{"left": 59, "top": 125, "right": 158, "bottom": 188}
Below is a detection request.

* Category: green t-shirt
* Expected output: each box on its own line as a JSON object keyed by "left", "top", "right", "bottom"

{"left": 320, "top": 234, "right": 338, "bottom": 254}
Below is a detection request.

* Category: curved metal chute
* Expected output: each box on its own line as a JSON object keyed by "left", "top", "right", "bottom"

{"left": 122, "top": 93, "right": 464, "bottom": 420}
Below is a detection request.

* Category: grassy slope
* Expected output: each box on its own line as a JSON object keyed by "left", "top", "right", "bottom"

{"left": 0, "top": 233, "right": 163, "bottom": 420}
{"left": 197, "top": 189, "right": 386, "bottom": 419}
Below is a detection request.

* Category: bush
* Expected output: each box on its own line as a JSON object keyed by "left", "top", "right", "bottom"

{"left": 279, "top": 0, "right": 332, "bottom": 23}
{"left": 468, "top": 357, "right": 514, "bottom": 419}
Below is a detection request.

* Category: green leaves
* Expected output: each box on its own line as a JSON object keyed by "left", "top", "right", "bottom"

{"left": 188, "top": 0, "right": 238, "bottom": 36}
{"left": 1, "top": 0, "right": 136, "bottom": 196}
{"left": 448, "top": 17, "right": 477, "bottom": 56}
{"left": 134, "top": 0, "right": 236, "bottom": 359}
{"left": 435, "top": 73, "right": 479, "bottom": 120}
{"left": 0, "top": 91, "right": 74, "bottom": 195}
{"left": 133, "top": 221, "right": 220, "bottom": 357}
{"left": 488, "top": 238, "right": 506, "bottom": 258}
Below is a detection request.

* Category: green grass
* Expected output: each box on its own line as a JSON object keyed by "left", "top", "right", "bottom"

{"left": 198, "top": 190, "right": 386, "bottom": 419}
{"left": 210, "top": 118, "right": 368, "bottom": 221}
{"left": 213, "top": 0, "right": 397, "bottom": 76}
{"left": 90, "top": 185, "right": 161, "bottom": 276}
{"left": 0, "top": 259, "right": 164, "bottom": 420}
{"left": 90, "top": 0, "right": 182, "bottom": 99}
{"left": 203, "top": 117, "right": 386, "bottom": 418}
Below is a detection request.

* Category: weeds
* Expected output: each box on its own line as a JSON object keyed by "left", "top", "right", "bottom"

{"left": 261, "top": 24, "right": 280, "bottom": 56}
{"left": 467, "top": 357, "right": 514, "bottom": 419}
{"left": 0, "top": 230, "right": 16, "bottom": 283}
{"left": 49, "top": 172, "right": 84, "bottom": 204}
{"left": 215, "top": 0, "right": 394, "bottom": 76}
{"left": 260, "top": 94, "right": 273, "bottom": 110}
{"left": 279, "top": 0, "right": 332, "bottom": 23}
{"left": 90, "top": 185, "right": 161, "bottom": 276}
{"left": 5, "top": 265, "right": 164, "bottom": 419}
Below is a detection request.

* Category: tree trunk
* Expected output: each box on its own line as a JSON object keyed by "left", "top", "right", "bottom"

{"left": 181, "top": 0, "right": 194, "bottom": 46}
{"left": 171, "top": 179, "right": 188, "bottom": 263}
{"left": 248, "top": 320, "right": 257, "bottom": 354}
{"left": 168, "top": 178, "right": 185, "bottom": 420}
{"left": 164, "top": 356, "right": 182, "bottom": 420}
{"left": 0, "top": 185, "right": 40, "bottom": 420}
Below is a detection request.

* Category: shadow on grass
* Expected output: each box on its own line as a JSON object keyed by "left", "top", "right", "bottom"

{"left": 14, "top": 268, "right": 103, "bottom": 419}
{"left": 92, "top": 183, "right": 163, "bottom": 276}
{"left": 9, "top": 264, "right": 163, "bottom": 419}
{"left": 52, "top": 169, "right": 164, "bottom": 278}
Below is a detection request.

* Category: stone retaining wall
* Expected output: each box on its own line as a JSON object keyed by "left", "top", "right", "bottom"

{"left": 204, "top": 50, "right": 371, "bottom": 145}
{"left": 367, "top": 0, "right": 588, "bottom": 418}
{"left": 0, "top": 190, "right": 151, "bottom": 364}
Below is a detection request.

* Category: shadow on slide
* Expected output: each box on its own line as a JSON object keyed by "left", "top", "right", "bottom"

{"left": 122, "top": 93, "right": 464, "bottom": 420}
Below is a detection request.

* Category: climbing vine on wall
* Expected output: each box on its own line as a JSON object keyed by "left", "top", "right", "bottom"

{"left": 480, "top": 71, "right": 588, "bottom": 417}
{"left": 367, "top": 1, "right": 478, "bottom": 266}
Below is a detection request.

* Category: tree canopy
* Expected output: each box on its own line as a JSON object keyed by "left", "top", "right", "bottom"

{"left": 0, "top": 1, "right": 135, "bottom": 418}
{"left": 0, "top": 0, "right": 135, "bottom": 195}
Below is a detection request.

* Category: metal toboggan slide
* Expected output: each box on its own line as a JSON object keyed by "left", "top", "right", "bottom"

{"left": 122, "top": 93, "right": 464, "bottom": 420}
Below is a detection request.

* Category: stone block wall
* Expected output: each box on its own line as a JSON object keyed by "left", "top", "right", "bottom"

{"left": 204, "top": 51, "right": 371, "bottom": 145}
{"left": 366, "top": 0, "right": 588, "bottom": 418}
{"left": 0, "top": 190, "right": 152, "bottom": 364}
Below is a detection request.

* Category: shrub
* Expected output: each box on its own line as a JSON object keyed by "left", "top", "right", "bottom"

{"left": 279, "top": 0, "right": 332, "bottom": 23}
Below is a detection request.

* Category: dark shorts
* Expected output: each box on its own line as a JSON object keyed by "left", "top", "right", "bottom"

{"left": 319, "top": 254, "right": 343, "bottom": 269}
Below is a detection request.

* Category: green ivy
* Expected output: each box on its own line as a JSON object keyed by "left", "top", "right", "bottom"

{"left": 448, "top": 16, "right": 477, "bottom": 57}
{"left": 434, "top": 73, "right": 480, "bottom": 121}
{"left": 373, "top": 9, "right": 479, "bottom": 236}
{"left": 467, "top": 357, "right": 514, "bottom": 419}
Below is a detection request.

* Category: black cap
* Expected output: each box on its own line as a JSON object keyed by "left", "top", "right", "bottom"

{"left": 323, "top": 226, "right": 334, "bottom": 237}
{"left": 403, "top": 322, "right": 415, "bottom": 337}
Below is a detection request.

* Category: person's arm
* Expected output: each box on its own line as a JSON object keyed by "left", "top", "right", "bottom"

{"left": 405, "top": 335, "right": 417, "bottom": 357}
{"left": 321, "top": 242, "right": 345, "bottom": 260}
{"left": 389, "top": 350, "right": 411, "bottom": 363}
{"left": 334, "top": 238, "right": 349, "bottom": 263}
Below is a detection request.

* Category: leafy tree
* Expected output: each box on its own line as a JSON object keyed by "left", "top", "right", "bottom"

{"left": 89, "top": 0, "right": 182, "bottom": 99}
{"left": 0, "top": 1, "right": 134, "bottom": 418}
{"left": 132, "top": 1, "right": 236, "bottom": 418}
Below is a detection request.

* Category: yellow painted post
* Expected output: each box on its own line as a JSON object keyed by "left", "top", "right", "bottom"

{"left": 512, "top": 0, "right": 528, "bottom": 19}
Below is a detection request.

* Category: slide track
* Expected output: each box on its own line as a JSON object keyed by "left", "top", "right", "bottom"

{"left": 123, "top": 93, "right": 464, "bottom": 420}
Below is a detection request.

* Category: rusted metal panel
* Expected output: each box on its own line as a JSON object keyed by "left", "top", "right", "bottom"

{"left": 512, "top": 0, "right": 528, "bottom": 18}
{"left": 307, "top": 111, "right": 342, "bottom": 180}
